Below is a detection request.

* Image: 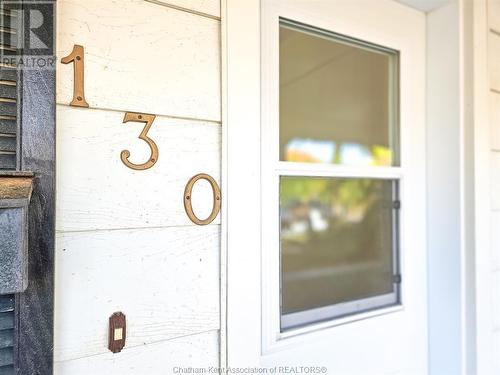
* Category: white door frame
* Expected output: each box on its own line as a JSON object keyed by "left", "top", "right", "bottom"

{"left": 222, "top": 0, "right": 428, "bottom": 369}
{"left": 221, "top": 0, "right": 484, "bottom": 373}
{"left": 260, "top": 0, "right": 426, "bottom": 359}
{"left": 221, "top": 0, "right": 262, "bottom": 367}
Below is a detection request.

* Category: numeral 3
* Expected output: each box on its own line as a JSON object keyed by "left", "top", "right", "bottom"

{"left": 120, "top": 112, "right": 159, "bottom": 170}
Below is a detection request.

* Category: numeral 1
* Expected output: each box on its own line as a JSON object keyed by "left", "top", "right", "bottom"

{"left": 61, "top": 44, "right": 89, "bottom": 108}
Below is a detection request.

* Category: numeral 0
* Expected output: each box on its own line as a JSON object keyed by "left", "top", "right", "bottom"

{"left": 184, "top": 174, "right": 221, "bottom": 225}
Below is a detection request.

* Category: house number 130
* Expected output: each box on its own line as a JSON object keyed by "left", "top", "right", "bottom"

{"left": 61, "top": 44, "right": 221, "bottom": 224}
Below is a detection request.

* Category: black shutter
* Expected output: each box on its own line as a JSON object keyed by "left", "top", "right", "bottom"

{"left": 0, "top": 68, "right": 19, "bottom": 170}
{"left": 0, "top": 3, "right": 21, "bottom": 375}
{"left": 0, "top": 7, "right": 20, "bottom": 375}
{"left": 0, "top": 295, "right": 15, "bottom": 375}
{"left": 0, "top": 6, "right": 20, "bottom": 171}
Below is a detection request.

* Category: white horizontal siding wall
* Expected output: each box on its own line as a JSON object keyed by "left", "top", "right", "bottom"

{"left": 55, "top": 330, "right": 219, "bottom": 375}
{"left": 54, "top": 0, "right": 221, "bottom": 372}
{"left": 476, "top": 0, "right": 500, "bottom": 372}
{"left": 57, "top": 0, "right": 220, "bottom": 121}
{"left": 56, "top": 106, "right": 220, "bottom": 231}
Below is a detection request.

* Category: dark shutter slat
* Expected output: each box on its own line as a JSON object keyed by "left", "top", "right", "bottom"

{"left": 0, "top": 365, "right": 14, "bottom": 375}
{"left": 0, "top": 154, "right": 15, "bottom": 170}
{"left": 0, "top": 84, "right": 16, "bottom": 100}
{"left": 0, "top": 313, "right": 13, "bottom": 331}
{"left": 0, "top": 103, "right": 16, "bottom": 117}
{"left": 0, "top": 348, "right": 13, "bottom": 367}
{"left": 0, "top": 69, "right": 16, "bottom": 82}
{"left": 0, "top": 297, "right": 13, "bottom": 314}
{"left": 0, "top": 19, "right": 20, "bottom": 31}
{"left": 0, "top": 38, "right": 17, "bottom": 50}
{"left": 0, "top": 29, "right": 18, "bottom": 49}
{"left": 0, "top": 47, "right": 16, "bottom": 56}
{"left": 0, "top": 136, "right": 15, "bottom": 152}
{"left": 0, "top": 331, "right": 13, "bottom": 349}
{"left": 0, "top": 120, "right": 15, "bottom": 135}
{"left": 0, "top": 11, "right": 20, "bottom": 30}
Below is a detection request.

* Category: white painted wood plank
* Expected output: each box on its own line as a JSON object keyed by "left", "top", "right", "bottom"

{"left": 493, "top": 271, "right": 500, "bottom": 331}
{"left": 491, "top": 151, "right": 500, "bottom": 210}
{"left": 147, "top": 0, "right": 220, "bottom": 17}
{"left": 57, "top": 0, "right": 220, "bottom": 121}
{"left": 54, "top": 330, "right": 219, "bottom": 374}
{"left": 490, "top": 92, "right": 500, "bottom": 150}
{"left": 495, "top": 330, "right": 500, "bottom": 373}
{"left": 489, "top": 0, "right": 500, "bottom": 33}
{"left": 489, "top": 31, "right": 500, "bottom": 92}
{"left": 54, "top": 226, "right": 220, "bottom": 362}
{"left": 491, "top": 212, "right": 500, "bottom": 271}
{"left": 56, "top": 105, "right": 220, "bottom": 232}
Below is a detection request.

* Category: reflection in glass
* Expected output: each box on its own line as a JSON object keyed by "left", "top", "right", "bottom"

{"left": 280, "top": 177, "right": 398, "bottom": 319}
{"left": 279, "top": 22, "right": 399, "bottom": 166}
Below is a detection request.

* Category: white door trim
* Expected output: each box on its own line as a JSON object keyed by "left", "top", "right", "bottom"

{"left": 221, "top": 1, "right": 486, "bottom": 373}
{"left": 221, "top": 0, "right": 262, "bottom": 367}
{"left": 222, "top": 0, "right": 427, "bottom": 370}
{"left": 260, "top": 0, "right": 421, "bottom": 356}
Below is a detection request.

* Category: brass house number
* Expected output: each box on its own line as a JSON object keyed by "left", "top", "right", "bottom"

{"left": 184, "top": 174, "right": 221, "bottom": 226}
{"left": 120, "top": 112, "right": 159, "bottom": 170}
{"left": 61, "top": 44, "right": 89, "bottom": 108}
{"left": 61, "top": 44, "right": 221, "bottom": 223}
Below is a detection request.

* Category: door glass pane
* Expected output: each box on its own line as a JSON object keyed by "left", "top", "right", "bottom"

{"left": 280, "top": 177, "right": 399, "bottom": 328}
{"left": 279, "top": 21, "right": 399, "bottom": 166}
